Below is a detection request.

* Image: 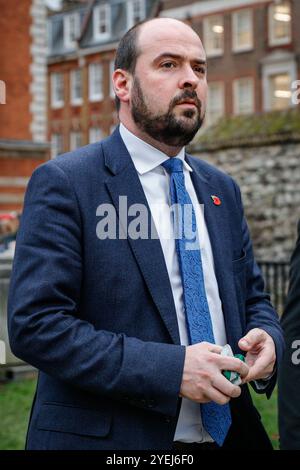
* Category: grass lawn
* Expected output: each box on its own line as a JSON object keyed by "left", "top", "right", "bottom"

{"left": 0, "top": 377, "right": 37, "bottom": 450}
{"left": 251, "top": 387, "right": 279, "bottom": 449}
{"left": 0, "top": 377, "right": 279, "bottom": 450}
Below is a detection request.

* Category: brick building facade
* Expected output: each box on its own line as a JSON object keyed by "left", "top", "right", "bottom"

{"left": 47, "top": 0, "right": 158, "bottom": 157}
{"left": 0, "top": 0, "right": 49, "bottom": 213}
{"left": 161, "top": 0, "right": 300, "bottom": 126}
{"left": 47, "top": 0, "right": 300, "bottom": 158}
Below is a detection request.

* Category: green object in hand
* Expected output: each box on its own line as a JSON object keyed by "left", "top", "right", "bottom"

{"left": 221, "top": 345, "right": 245, "bottom": 385}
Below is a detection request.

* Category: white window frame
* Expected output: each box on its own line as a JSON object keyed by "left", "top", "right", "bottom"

{"left": 127, "top": 0, "right": 146, "bottom": 29}
{"left": 206, "top": 81, "right": 225, "bottom": 127}
{"left": 89, "top": 127, "right": 103, "bottom": 143}
{"left": 203, "top": 15, "right": 224, "bottom": 58}
{"left": 64, "top": 12, "right": 80, "bottom": 50}
{"left": 70, "top": 69, "right": 83, "bottom": 106}
{"left": 51, "top": 73, "right": 64, "bottom": 109}
{"left": 268, "top": 2, "right": 292, "bottom": 47}
{"left": 233, "top": 77, "right": 254, "bottom": 115}
{"left": 262, "top": 59, "right": 297, "bottom": 111}
{"left": 70, "top": 131, "right": 82, "bottom": 151}
{"left": 93, "top": 4, "right": 111, "bottom": 41}
{"left": 232, "top": 9, "right": 253, "bottom": 53}
{"left": 110, "top": 59, "right": 115, "bottom": 98}
{"left": 89, "top": 63, "right": 103, "bottom": 102}
{"left": 51, "top": 133, "right": 63, "bottom": 159}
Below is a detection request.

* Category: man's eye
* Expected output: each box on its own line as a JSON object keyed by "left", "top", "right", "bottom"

{"left": 162, "top": 62, "right": 176, "bottom": 69}
{"left": 194, "top": 66, "right": 206, "bottom": 74}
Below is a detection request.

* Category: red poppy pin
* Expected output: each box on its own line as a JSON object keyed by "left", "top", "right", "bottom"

{"left": 211, "top": 195, "right": 221, "bottom": 206}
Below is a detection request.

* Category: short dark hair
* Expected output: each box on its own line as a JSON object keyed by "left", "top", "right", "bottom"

{"left": 114, "top": 21, "right": 146, "bottom": 111}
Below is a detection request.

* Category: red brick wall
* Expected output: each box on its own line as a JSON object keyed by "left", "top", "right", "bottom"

{"left": 0, "top": 0, "right": 32, "bottom": 140}
{"left": 48, "top": 50, "right": 117, "bottom": 152}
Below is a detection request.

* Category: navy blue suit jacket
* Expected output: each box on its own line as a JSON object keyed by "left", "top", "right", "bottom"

{"left": 8, "top": 128, "right": 284, "bottom": 450}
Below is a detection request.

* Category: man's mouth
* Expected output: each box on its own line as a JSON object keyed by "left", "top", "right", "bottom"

{"left": 175, "top": 99, "right": 199, "bottom": 110}
{"left": 177, "top": 99, "right": 196, "bottom": 106}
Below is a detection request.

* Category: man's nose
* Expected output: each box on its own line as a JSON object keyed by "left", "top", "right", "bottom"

{"left": 178, "top": 66, "right": 199, "bottom": 89}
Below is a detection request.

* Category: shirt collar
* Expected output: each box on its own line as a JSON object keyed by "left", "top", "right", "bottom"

{"left": 119, "top": 123, "right": 193, "bottom": 175}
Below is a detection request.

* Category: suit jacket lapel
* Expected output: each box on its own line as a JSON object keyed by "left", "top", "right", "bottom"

{"left": 102, "top": 129, "right": 181, "bottom": 345}
{"left": 186, "top": 154, "right": 242, "bottom": 345}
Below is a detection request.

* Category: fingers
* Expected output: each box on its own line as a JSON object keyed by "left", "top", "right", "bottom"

{"left": 203, "top": 342, "right": 223, "bottom": 354}
{"left": 204, "top": 387, "right": 231, "bottom": 406}
{"left": 212, "top": 375, "right": 241, "bottom": 399}
{"left": 243, "top": 357, "right": 274, "bottom": 382}
{"left": 218, "top": 356, "right": 249, "bottom": 379}
{"left": 238, "top": 328, "right": 266, "bottom": 351}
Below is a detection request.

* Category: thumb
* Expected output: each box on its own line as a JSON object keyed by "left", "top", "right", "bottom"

{"left": 238, "top": 329, "right": 265, "bottom": 351}
{"left": 238, "top": 337, "right": 250, "bottom": 351}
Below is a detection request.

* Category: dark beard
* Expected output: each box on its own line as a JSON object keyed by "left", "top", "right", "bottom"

{"left": 131, "top": 77, "right": 204, "bottom": 147}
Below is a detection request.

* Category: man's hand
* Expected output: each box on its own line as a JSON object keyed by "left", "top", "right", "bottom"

{"left": 180, "top": 342, "right": 249, "bottom": 405}
{"left": 238, "top": 328, "right": 276, "bottom": 383}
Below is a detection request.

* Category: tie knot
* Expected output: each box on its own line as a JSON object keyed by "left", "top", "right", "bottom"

{"left": 162, "top": 158, "right": 183, "bottom": 174}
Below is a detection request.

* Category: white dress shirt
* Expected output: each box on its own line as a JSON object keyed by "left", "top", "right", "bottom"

{"left": 119, "top": 123, "right": 228, "bottom": 443}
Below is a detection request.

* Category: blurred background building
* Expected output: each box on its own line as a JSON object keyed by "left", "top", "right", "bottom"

{"left": 47, "top": 0, "right": 300, "bottom": 155}
{"left": 0, "top": 0, "right": 49, "bottom": 214}
{"left": 0, "top": 0, "right": 299, "bottom": 308}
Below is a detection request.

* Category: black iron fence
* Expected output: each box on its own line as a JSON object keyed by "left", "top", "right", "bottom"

{"left": 258, "top": 261, "right": 290, "bottom": 316}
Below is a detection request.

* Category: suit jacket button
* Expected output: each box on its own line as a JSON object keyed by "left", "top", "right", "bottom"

{"left": 165, "top": 416, "right": 171, "bottom": 423}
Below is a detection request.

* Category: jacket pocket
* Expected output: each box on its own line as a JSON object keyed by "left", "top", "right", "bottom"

{"left": 232, "top": 250, "right": 247, "bottom": 274}
{"left": 37, "top": 402, "right": 112, "bottom": 438}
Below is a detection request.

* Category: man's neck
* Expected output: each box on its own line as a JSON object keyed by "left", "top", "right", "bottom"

{"left": 119, "top": 118, "right": 183, "bottom": 158}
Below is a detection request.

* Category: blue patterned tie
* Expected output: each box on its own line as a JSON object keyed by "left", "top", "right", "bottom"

{"left": 162, "top": 157, "right": 231, "bottom": 447}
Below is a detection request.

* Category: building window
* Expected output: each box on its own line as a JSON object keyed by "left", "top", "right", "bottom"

{"left": 51, "top": 133, "right": 63, "bottom": 158}
{"left": 269, "top": 73, "right": 292, "bottom": 110}
{"left": 89, "top": 63, "right": 103, "bottom": 102}
{"left": 203, "top": 15, "right": 224, "bottom": 57}
{"left": 233, "top": 78, "right": 254, "bottom": 115}
{"left": 70, "top": 131, "right": 82, "bottom": 151}
{"left": 268, "top": 1, "right": 291, "bottom": 46}
{"left": 206, "top": 82, "right": 225, "bottom": 126}
{"left": 127, "top": 0, "right": 146, "bottom": 29}
{"left": 110, "top": 59, "right": 115, "bottom": 98}
{"left": 64, "top": 12, "right": 80, "bottom": 49}
{"left": 232, "top": 9, "right": 253, "bottom": 52}
{"left": 89, "top": 127, "right": 103, "bottom": 143}
{"left": 70, "top": 69, "right": 82, "bottom": 105}
{"left": 51, "top": 73, "right": 64, "bottom": 109}
{"left": 262, "top": 56, "right": 297, "bottom": 111}
{"left": 93, "top": 4, "right": 111, "bottom": 41}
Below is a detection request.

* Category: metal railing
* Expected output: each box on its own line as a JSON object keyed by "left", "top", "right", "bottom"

{"left": 0, "top": 259, "right": 290, "bottom": 366}
{"left": 258, "top": 261, "right": 290, "bottom": 316}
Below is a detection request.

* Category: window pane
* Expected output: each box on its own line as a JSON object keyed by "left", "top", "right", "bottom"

{"left": 51, "top": 73, "right": 64, "bottom": 107}
{"left": 69, "top": 14, "right": 78, "bottom": 41}
{"left": 89, "top": 127, "right": 103, "bottom": 143}
{"left": 204, "top": 15, "right": 224, "bottom": 55}
{"left": 270, "top": 73, "right": 291, "bottom": 110}
{"left": 51, "top": 134, "right": 63, "bottom": 158}
{"left": 89, "top": 63, "right": 103, "bottom": 101}
{"left": 207, "top": 83, "right": 224, "bottom": 125}
{"left": 70, "top": 131, "right": 82, "bottom": 151}
{"left": 235, "top": 10, "right": 252, "bottom": 49}
{"left": 71, "top": 70, "right": 82, "bottom": 102}
{"left": 269, "top": 2, "right": 291, "bottom": 44}
{"left": 133, "top": 0, "right": 144, "bottom": 23}
{"left": 234, "top": 79, "right": 254, "bottom": 114}
{"left": 95, "top": 5, "right": 110, "bottom": 38}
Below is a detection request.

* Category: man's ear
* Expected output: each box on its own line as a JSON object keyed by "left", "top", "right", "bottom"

{"left": 112, "top": 69, "right": 132, "bottom": 106}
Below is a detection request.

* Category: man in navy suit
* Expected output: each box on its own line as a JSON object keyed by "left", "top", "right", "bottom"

{"left": 8, "top": 18, "right": 284, "bottom": 450}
